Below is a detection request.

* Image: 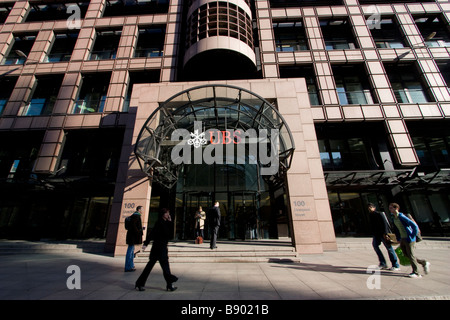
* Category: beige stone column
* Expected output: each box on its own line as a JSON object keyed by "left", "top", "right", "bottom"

{"left": 105, "top": 84, "right": 160, "bottom": 255}
{"left": 276, "top": 78, "right": 336, "bottom": 254}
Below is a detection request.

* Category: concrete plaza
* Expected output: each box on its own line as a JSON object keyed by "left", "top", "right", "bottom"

{"left": 0, "top": 238, "right": 449, "bottom": 301}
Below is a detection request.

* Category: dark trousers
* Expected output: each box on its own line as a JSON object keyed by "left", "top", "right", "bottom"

{"left": 196, "top": 226, "right": 204, "bottom": 239}
{"left": 400, "top": 239, "right": 427, "bottom": 275}
{"left": 136, "top": 245, "right": 177, "bottom": 286}
{"left": 210, "top": 225, "right": 219, "bottom": 248}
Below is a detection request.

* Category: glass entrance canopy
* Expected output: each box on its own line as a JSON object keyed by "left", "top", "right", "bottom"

{"left": 135, "top": 84, "right": 295, "bottom": 188}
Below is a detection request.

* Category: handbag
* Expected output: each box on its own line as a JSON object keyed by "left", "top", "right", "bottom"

{"left": 416, "top": 232, "right": 423, "bottom": 243}
{"left": 386, "top": 233, "right": 398, "bottom": 244}
{"left": 395, "top": 246, "right": 410, "bottom": 266}
{"left": 195, "top": 236, "right": 203, "bottom": 244}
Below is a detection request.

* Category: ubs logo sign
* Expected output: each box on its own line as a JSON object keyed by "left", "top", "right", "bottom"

{"left": 173, "top": 121, "right": 279, "bottom": 175}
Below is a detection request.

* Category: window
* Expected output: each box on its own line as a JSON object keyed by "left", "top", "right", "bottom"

{"left": 332, "top": 65, "right": 375, "bottom": 105}
{"left": 24, "top": 2, "right": 89, "bottom": 22}
{"left": 103, "top": 0, "right": 169, "bottom": 17}
{"left": 317, "top": 135, "right": 378, "bottom": 170}
{"left": 316, "top": 123, "right": 387, "bottom": 171}
{"left": 409, "top": 121, "right": 450, "bottom": 170}
{"left": 359, "top": 0, "right": 435, "bottom": 3}
{"left": 279, "top": 65, "right": 321, "bottom": 105}
{"left": 0, "top": 131, "right": 44, "bottom": 180}
{"left": 58, "top": 129, "right": 124, "bottom": 178}
{"left": 384, "top": 64, "right": 431, "bottom": 104}
{"left": 90, "top": 30, "right": 122, "bottom": 61}
{"left": 0, "top": 77, "right": 17, "bottom": 115}
{"left": 134, "top": 27, "right": 165, "bottom": 58}
{"left": 269, "top": 0, "right": 343, "bottom": 7}
{"left": 45, "top": 31, "right": 79, "bottom": 62}
{"left": 273, "top": 21, "right": 308, "bottom": 52}
{"left": 73, "top": 73, "right": 111, "bottom": 114}
{"left": 1, "top": 34, "right": 37, "bottom": 65}
{"left": 437, "top": 61, "right": 450, "bottom": 93}
{"left": 369, "top": 17, "right": 406, "bottom": 49}
{"left": 414, "top": 15, "right": 450, "bottom": 48}
{"left": 320, "top": 19, "right": 358, "bottom": 50}
{"left": 0, "top": 3, "right": 14, "bottom": 24}
{"left": 23, "top": 75, "right": 64, "bottom": 116}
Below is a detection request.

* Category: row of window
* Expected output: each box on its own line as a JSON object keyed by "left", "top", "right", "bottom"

{"left": 1, "top": 60, "right": 448, "bottom": 118}
{"left": 2, "top": 121, "right": 448, "bottom": 182}
{"left": 0, "top": 70, "right": 160, "bottom": 116}
{"left": 280, "top": 61, "right": 450, "bottom": 106}
{"left": 0, "top": 1, "right": 170, "bottom": 24}
{"left": 274, "top": 15, "right": 450, "bottom": 52}
{"left": 316, "top": 121, "right": 450, "bottom": 172}
{"left": 1, "top": 26, "right": 165, "bottom": 66}
{"left": 2, "top": 0, "right": 441, "bottom": 25}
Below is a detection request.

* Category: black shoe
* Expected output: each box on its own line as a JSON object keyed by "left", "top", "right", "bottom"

{"left": 135, "top": 284, "right": 145, "bottom": 291}
{"left": 125, "top": 268, "right": 136, "bottom": 272}
{"left": 166, "top": 284, "right": 177, "bottom": 291}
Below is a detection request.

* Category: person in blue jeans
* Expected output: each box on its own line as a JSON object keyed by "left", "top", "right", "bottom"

{"left": 368, "top": 203, "right": 400, "bottom": 271}
{"left": 125, "top": 206, "right": 143, "bottom": 272}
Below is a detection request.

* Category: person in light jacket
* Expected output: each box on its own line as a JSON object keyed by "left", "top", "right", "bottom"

{"left": 195, "top": 206, "right": 206, "bottom": 240}
{"left": 389, "top": 203, "right": 430, "bottom": 278}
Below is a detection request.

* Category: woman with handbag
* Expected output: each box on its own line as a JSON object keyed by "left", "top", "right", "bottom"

{"left": 194, "top": 206, "right": 206, "bottom": 242}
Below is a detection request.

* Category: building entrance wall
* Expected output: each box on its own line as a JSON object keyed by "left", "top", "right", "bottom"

{"left": 105, "top": 79, "right": 337, "bottom": 255}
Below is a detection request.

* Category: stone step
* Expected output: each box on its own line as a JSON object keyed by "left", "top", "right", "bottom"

{"left": 0, "top": 239, "right": 106, "bottom": 255}
{"left": 134, "top": 240, "right": 300, "bottom": 263}
{"left": 336, "top": 237, "right": 450, "bottom": 250}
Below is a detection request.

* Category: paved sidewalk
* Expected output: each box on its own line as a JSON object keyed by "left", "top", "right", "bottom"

{"left": 0, "top": 239, "right": 449, "bottom": 301}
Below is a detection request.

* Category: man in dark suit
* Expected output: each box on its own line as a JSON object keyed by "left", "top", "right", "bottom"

{"left": 125, "top": 205, "right": 143, "bottom": 272}
{"left": 135, "top": 208, "right": 178, "bottom": 291}
{"left": 368, "top": 203, "right": 399, "bottom": 271}
{"left": 209, "top": 201, "right": 221, "bottom": 250}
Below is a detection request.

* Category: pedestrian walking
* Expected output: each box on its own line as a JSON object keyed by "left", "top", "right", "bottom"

{"left": 124, "top": 205, "right": 143, "bottom": 272}
{"left": 209, "top": 201, "right": 221, "bottom": 250}
{"left": 389, "top": 203, "right": 431, "bottom": 278}
{"left": 368, "top": 203, "right": 400, "bottom": 270}
{"left": 135, "top": 208, "right": 178, "bottom": 291}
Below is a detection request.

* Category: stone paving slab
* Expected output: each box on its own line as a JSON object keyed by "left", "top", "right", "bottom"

{"left": 0, "top": 240, "right": 449, "bottom": 302}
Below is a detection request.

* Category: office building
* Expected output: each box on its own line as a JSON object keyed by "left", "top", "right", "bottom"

{"left": 0, "top": 0, "right": 449, "bottom": 255}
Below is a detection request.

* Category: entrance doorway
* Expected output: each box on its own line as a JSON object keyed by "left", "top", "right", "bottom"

{"left": 177, "top": 190, "right": 259, "bottom": 241}
{"left": 173, "top": 160, "right": 273, "bottom": 241}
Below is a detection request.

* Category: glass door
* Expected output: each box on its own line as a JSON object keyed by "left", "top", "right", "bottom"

{"left": 232, "top": 192, "right": 258, "bottom": 240}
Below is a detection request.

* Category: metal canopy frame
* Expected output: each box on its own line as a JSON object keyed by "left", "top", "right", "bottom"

{"left": 134, "top": 84, "right": 296, "bottom": 189}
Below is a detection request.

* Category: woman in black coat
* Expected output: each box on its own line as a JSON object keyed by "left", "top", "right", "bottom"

{"left": 135, "top": 208, "right": 178, "bottom": 291}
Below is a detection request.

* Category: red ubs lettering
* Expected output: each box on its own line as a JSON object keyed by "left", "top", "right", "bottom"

{"left": 209, "top": 130, "right": 242, "bottom": 144}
